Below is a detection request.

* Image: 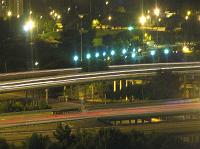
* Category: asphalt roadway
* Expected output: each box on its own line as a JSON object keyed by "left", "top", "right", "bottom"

{"left": 1, "top": 101, "right": 200, "bottom": 128}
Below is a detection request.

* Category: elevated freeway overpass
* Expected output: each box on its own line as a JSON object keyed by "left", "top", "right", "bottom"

{"left": 0, "top": 62, "right": 200, "bottom": 93}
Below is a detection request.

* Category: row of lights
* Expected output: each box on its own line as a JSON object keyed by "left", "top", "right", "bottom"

{"left": 73, "top": 48, "right": 171, "bottom": 62}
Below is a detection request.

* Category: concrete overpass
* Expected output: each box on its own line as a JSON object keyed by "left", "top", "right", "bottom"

{"left": 0, "top": 62, "right": 200, "bottom": 94}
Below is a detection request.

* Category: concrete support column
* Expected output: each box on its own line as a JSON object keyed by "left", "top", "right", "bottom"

{"left": 114, "top": 81, "right": 117, "bottom": 92}
{"left": 45, "top": 89, "right": 49, "bottom": 104}
{"left": 120, "top": 80, "right": 122, "bottom": 91}
{"left": 126, "top": 80, "right": 128, "bottom": 101}
{"left": 91, "top": 85, "right": 94, "bottom": 101}
{"left": 25, "top": 90, "right": 28, "bottom": 98}
{"left": 64, "top": 86, "right": 68, "bottom": 102}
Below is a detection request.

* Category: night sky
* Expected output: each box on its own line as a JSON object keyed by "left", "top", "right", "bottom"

{"left": 30, "top": 0, "right": 200, "bottom": 13}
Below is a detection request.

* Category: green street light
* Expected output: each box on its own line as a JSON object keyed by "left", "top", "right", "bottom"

{"left": 73, "top": 55, "right": 79, "bottom": 62}
{"left": 164, "top": 48, "right": 170, "bottom": 55}
{"left": 122, "top": 49, "right": 127, "bottom": 55}
{"left": 95, "top": 52, "right": 100, "bottom": 58}
{"left": 103, "top": 52, "right": 106, "bottom": 57}
{"left": 111, "top": 50, "right": 115, "bottom": 56}
{"left": 86, "top": 53, "right": 91, "bottom": 59}
{"left": 150, "top": 50, "right": 156, "bottom": 56}
{"left": 23, "top": 20, "right": 35, "bottom": 32}
{"left": 128, "top": 26, "right": 134, "bottom": 31}
{"left": 132, "top": 53, "right": 136, "bottom": 58}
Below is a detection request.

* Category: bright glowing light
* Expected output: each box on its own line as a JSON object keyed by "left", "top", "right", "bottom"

{"left": 138, "top": 48, "right": 142, "bottom": 53}
{"left": 139, "top": 15, "right": 146, "bottom": 25}
{"left": 158, "top": 18, "right": 162, "bottom": 22}
{"left": 122, "top": 49, "right": 127, "bottom": 54}
{"left": 185, "top": 16, "right": 189, "bottom": 20}
{"left": 182, "top": 46, "right": 192, "bottom": 54}
{"left": 128, "top": 26, "right": 134, "bottom": 31}
{"left": 132, "top": 53, "right": 136, "bottom": 58}
{"left": 103, "top": 52, "right": 106, "bottom": 57}
{"left": 108, "top": 15, "right": 112, "bottom": 21}
{"left": 133, "top": 48, "right": 136, "bottom": 52}
{"left": 57, "top": 15, "right": 61, "bottom": 19}
{"left": 29, "top": 11, "right": 32, "bottom": 15}
{"left": 146, "top": 15, "right": 150, "bottom": 20}
{"left": 68, "top": 7, "right": 71, "bottom": 12}
{"left": 23, "top": 20, "right": 35, "bottom": 32}
{"left": 154, "top": 7, "right": 160, "bottom": 17}
{"left": 164, "top": 48, "right": 170, "bottom": 55}
{"left": 7, "top": 11, "right": 12, "bottom": 17}
{"left": 111, "top": 50, "right": 115, "bottom": 56}
{"left": 95, "top": 52, "right": 100, "bottom": 58}
{"left": 17, "top": 15, "right": 20, "bottom": 18}
{"left": 35, "top": 61, "right": 39, "bottom": 66}
{"left": 150, "top": 50, "right": 156, "bottom": 56}
{"left": 73, "top": 55, "right": 79, "bottom": 62}
{"left": 86, "top": 53, "right": 91, "bottom": 59}
{"left": 187, "top": 10, "right": 191, "bottom": 16}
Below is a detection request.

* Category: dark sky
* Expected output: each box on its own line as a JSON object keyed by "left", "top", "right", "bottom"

{"left": 30, "top": 0, "right": 200, "bottom": 13}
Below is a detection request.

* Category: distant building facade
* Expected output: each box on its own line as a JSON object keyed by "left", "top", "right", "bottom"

{"left": 0, "top": 0, "right": 23, "bottom": 18}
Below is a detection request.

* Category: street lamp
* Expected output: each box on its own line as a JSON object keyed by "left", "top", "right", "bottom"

{"left": 23, "top": 20, "right": 35, "bottom": 32}
{"left": 139, "top": 15, "right": 146, "bottom": 26}
{"left": 128, "top": 26, "right": 134, "bottom": 31}
{"left": 7, "top": 11, "right": 12, "bottom": 17}
{"left": 73, "top": 55, "right": 79, "bottom": 62}
{"left": 79, "top": 14, "right": 84, "bottom": 62}
{"left": 86, "top": 53, "right": 91, "bottom": 60}
{"left": 164, "top": 48, "right": 170, "bottom": 55}
{"left": 23, "top": 19, "right": 35, "bottom": 70}
{"left": 132, "top": 53, "right": 136, "bottom": 58}
{"left": 150, "top": 50, "right": 156, "bottom": 56}
{"left": 154, "top": 7, "right": 160, "bottom": 17}
{"left": 95, "top": 52, "right": 100, "bottom": 58}
{"left": 122, "top": 49, "right": 127, "bottom": 55}
{"left": 111, "top": 50, "right": 115, "bottom": 56}
{"left": 103, "top": 52, "right": 106, "bottom": 57}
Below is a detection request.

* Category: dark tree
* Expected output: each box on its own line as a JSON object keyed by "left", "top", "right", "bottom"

{"left": 23, "top": 133, "right": 50, "bottom": 149}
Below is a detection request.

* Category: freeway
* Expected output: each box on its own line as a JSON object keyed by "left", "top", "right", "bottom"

{"left": 0, "top": 62, "right": 200, "bottom": 93}
{"left": 1, "top": 101, "right": 200, "bottom": 128}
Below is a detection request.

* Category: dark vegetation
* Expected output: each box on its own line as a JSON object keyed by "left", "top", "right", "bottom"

{"left": 0, "top": 100, "right": 50, "bottom": 114}
{"left": 0, "top": 123, "right": 199, "bottom": 149}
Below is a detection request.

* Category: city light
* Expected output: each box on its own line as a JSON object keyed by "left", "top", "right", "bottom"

{"left": 154, "top": 7, "right": 160, "bottom": 17}
{"left": 86, "top": 53, "right": 91, "bottom": 59}
{"left": 103, "top": 52, "right": 106, "bottom": 57}
{"left": 106, "top": 1, "right": 109, "bottom": 5}
{"left": 35, "top": 61, "right": 39, "bottom": 66}
{"left": 73, "top": 55, "right": 79, "bottom": 62}
{"left": 122, "top": 49, "right": 127, "bottom": 55}
{"left": 23, "top": 20, "right": 35, "bottom": 32}
{"left": 185, "top": 15, "right": 189, "bottom": 20}
{"left": 150, "top": 50, "right": 156, "bottom": 56}
{"left": 132, "top": 53, "right": 136, "bottom": 58}
{"left": 7, "top": 11, "right": 12, "bottom": 17}
{"left": 111, "top": 50, "right": 115, "bottom": 56}
{"left": 187, "top": 10, "right": 191, "bottom": 16}
{"left": 108, "top": 15, "right": 112, "bottom": 21}
{"left": 95, "top": 52, "right": 100, "bottom": 58}
{"left": 128, "top": 26, "right": 134, "bottom": 31}
{"left": 139, "top": 15, "right": 147, "bottom": 26}
{"left": 164, "top": 48, "right": 170, "bottom": 55}
{"left": 182, "top": 46, "right": 192, "bottom": 54}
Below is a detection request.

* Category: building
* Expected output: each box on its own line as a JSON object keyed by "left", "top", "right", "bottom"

{"left": 0, "top": 0, "right": 23, "bottom": 18}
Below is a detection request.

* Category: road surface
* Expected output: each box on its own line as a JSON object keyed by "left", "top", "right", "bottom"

{"left": 1, "top": 101, "right": 200, "bottom": 128}
{"left": 1, "top": 62, "right": 200, "bottom": 93}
